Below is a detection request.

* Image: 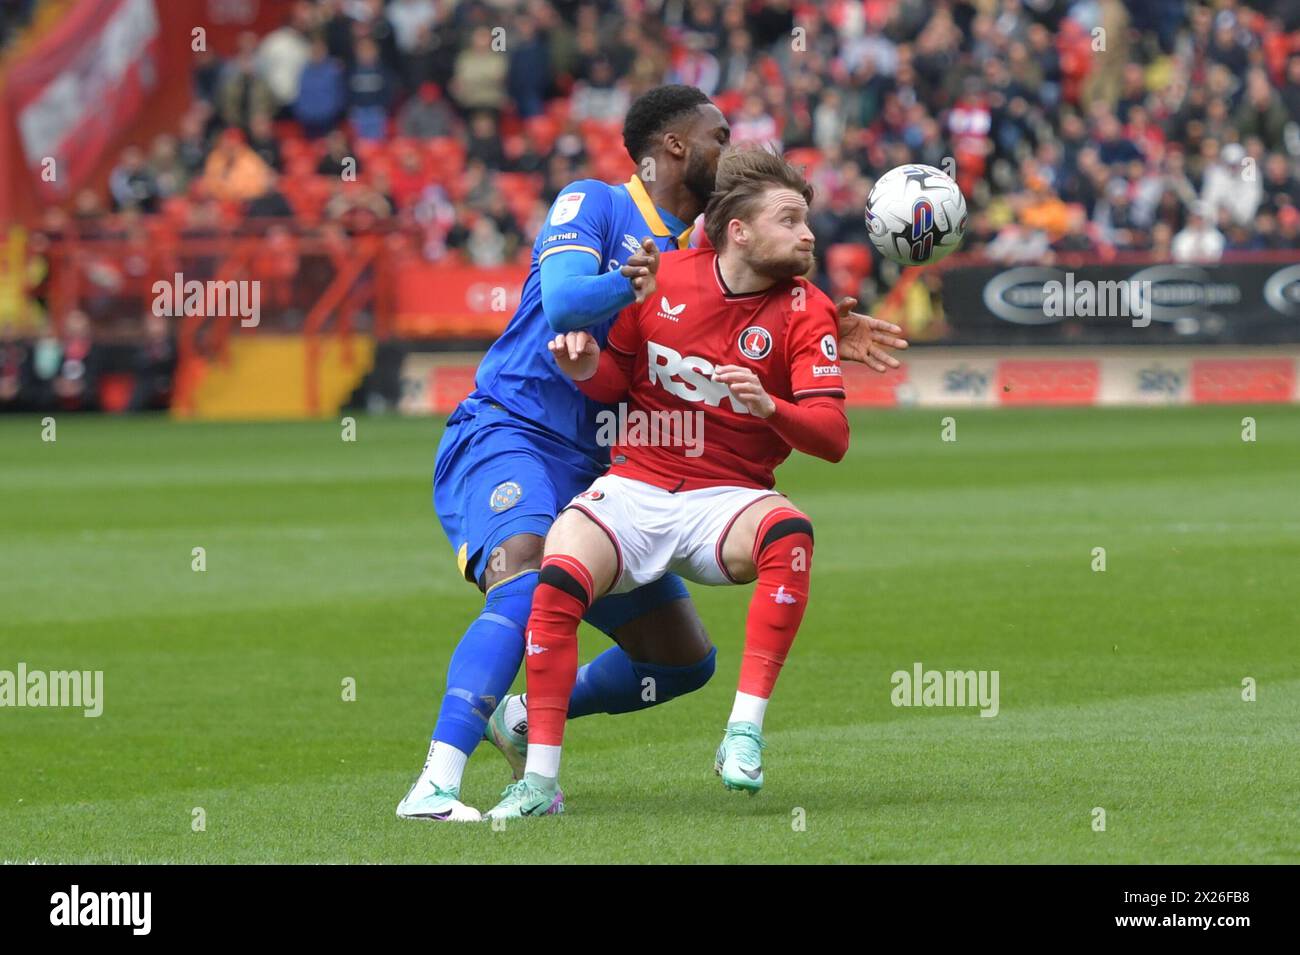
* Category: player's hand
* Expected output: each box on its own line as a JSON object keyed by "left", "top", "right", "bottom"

{"left": 834, "top": 297, "right": 908, "bottom": 372}
{"left": 620, "top": 237, "right": 659, "bottom": 304}
{"left": 712, "top": 365, "right": 775, "bottom": 419}
{"left": 547, "top": 331, "right": 601, "bottom": 381}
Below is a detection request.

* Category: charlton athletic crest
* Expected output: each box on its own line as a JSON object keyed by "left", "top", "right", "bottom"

{"left": 738, "top": 325, "right": 772, "bottom": 360}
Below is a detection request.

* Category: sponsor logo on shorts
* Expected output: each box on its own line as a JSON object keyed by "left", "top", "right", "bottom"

{"left": 489, "top": 481, "right": 523, "bottom": 512}
{"left": 738, "top": 325, "right": 772, "bottom": 360}
{"left": 577, "top": 489, "right": 605, "bottom": 501}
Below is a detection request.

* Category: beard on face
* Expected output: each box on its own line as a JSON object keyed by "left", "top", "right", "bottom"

{"left": 746, "top": 234, "right": 814, "bottom": 280}
{"left": 684, "top": 150, "right": 717, "bottom": 207}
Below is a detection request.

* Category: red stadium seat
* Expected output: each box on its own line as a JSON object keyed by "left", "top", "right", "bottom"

{"left": 545, "top": 98, "right": 570, "bottom": 126}
{"left": 785, "top": 147, "right": 824, "bottom": 174}
{"left": 426, "top": 137, "right": 466, "bottom": 184}
{"left": 525, "top": 114, "right": 559, "bottom": 153}
{"left": 497, "top": 172, "right": 543, "bottom": 223}
{"left": 592, "top": 150, "right": 635, "bottom": 184}
{"left": 713, "top": 89, "right": 743, "bottom": 117}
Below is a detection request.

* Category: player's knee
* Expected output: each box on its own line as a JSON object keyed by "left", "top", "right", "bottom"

{"left": 632, "top": 646, "right": 717, "bottom": 704}
{"left": 754, "top": 508, "right": 815, "bottom": 570}
{"left": 676, "top": 645, "right": 717, "bottom": 693}
{"left": 536, "top": 557, "right": 595, "bottom": 611}
{"left": 481, "top": 533, "right": 545, "bottom": 590}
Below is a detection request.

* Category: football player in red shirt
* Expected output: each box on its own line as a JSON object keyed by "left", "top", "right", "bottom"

{"left": 486, "top": 148, "right": 850, "bottom": 818}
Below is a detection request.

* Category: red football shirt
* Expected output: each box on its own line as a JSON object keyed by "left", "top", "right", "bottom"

{"left": 599, "top": 248, "right": 846, "bottom": 491}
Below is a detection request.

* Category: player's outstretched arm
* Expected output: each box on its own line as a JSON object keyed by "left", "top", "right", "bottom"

{"left": 834, "top": 297, "right": 909, "bottom": 372}
{"left": 538, "top": 240, "right": 657, "bottom": 332}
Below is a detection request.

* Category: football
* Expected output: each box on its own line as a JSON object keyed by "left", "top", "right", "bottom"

{"left": 864, "top": 163, "right": 968, "bottom": 266}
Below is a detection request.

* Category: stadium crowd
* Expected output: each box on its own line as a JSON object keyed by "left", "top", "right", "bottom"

{"left": 62, "top": 0, "right": 1300, "bottom": 270}
{"left": 6, "top": 0, "right": 1300, "bottom": 413}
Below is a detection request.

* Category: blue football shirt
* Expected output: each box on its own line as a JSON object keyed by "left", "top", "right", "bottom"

{"left": 470, "top": 176, "right": 694, "bottom": 464}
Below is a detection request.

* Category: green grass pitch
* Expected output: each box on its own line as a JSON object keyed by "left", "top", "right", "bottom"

{"left": 1, "top": 406, "right": 1296, "bottom": 864}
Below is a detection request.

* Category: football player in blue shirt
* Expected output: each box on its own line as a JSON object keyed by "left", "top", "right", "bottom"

{"left": 398, "top": 85, "right": 907, "bottom": 820}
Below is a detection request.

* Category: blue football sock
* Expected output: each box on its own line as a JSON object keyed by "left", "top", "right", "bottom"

{"left": 568, "top": 645, "right": 717, "bottom": 717}
{"left": 431, "top": 571, "right": 536, "bottom": 754}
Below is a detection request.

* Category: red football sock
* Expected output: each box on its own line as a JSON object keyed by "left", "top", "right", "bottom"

{"left": 738, "top": 508, "right": 814, "bottom": 700}
{"left": 524, "top": 555, "right": 593, "bottom": 748}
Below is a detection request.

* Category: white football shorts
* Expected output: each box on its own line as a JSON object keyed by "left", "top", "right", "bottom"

{"left": 562, "top": 473, "right": 783, "bottom": 594}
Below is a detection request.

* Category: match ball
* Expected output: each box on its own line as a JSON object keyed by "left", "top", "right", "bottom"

{"left": 864, "top": 164, "right": 968, "bottom": 266}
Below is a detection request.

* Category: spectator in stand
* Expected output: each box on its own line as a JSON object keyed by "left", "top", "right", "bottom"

{"left": 1236, "top": 67, "right": 1291, "bottom": 150}
{"left": 667, "top": 33, "right": 721, "bottom": 96}
{"left": 218, "top": 32, "right": 276, "bottom": 134}
{"left": 257, "top": 0, "right": 315, "bottom": 115}
{"left": 450, "top": 26, "right": 508, "bottom": 115}
{"left": 295, "top": 37, "right": 347, "bottom": 138}
{"left": 347, "top": 36, "right": 399, "bottom": 141}
{"left": 507, "top": 13, "right": 550, "bottom": 119}
{"left": 1201, "top": 141, "right": 1263, "bottom": 227}
{"left": 730, "top": 94, "right": 780, "bottom": 150}
{"left": 1278, "top": 206, "right": 1300, "bottom": 248}
{"left": 109, "top": 147, "right": 162, "bottom": 214}
{"left": 1094, "top": 180, "right": 1143, "bottom": 251}
{"left": 1172, "top": 203, "right": 1226, "bottom": 263}
{"left": 1262, "top": 153, "right": 1300, "bottom": 216}
{"left": 465, "top": 112, "right": 505, "bottom": 168}
{"left": 325, "top": 182, "right": 393, "bottom": 234}
{"left": 569, "top": 57, "right": 630, "bottom": 123}
{"left": 812, "top": 89, "right": 847, "bottom": 154}
{"left": 176, "top": 105, "right": 213, "bottom": 178}
{"left": 1094, "top": 112, "right": 1144, "bottom": 167}
{"left": 149, "top": 134, "right": 189, "bottom": 199}
{"left": 247, "top": 113, "right": 283, "bottom": 172}
{"left": 47, "top": 311, "right": 99, "bottom": 413}
{"left": 129, "top": 313, "right": 176, "bottom": 412}
{"left": 399, "top": 82, "right": 456, "bottom": 139}
{"left": 459, "top": 159, "right": 495, "bottom": 211}
{"left": 1281, "top": 54, "right": 1300, "bottom": 121}
{"left": 201, "top": 128, "right": 274, "bottom": 203}
{"left": 246, "top": 175, "right": 295, "bottom": 218}
{"left": 317, "top": 130, "right": 360, "bottom": 178}
{"left": 387, "top": 0, "right": 437, "bottom": 56}
{"left": 192, "top": 48, "right": 224, "bottom": 107}
{"left": 469, "top": 216, "right": 510, "bottom": 266}
{"left": 399, "top": 20, "right": 453, "bottom": 92}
